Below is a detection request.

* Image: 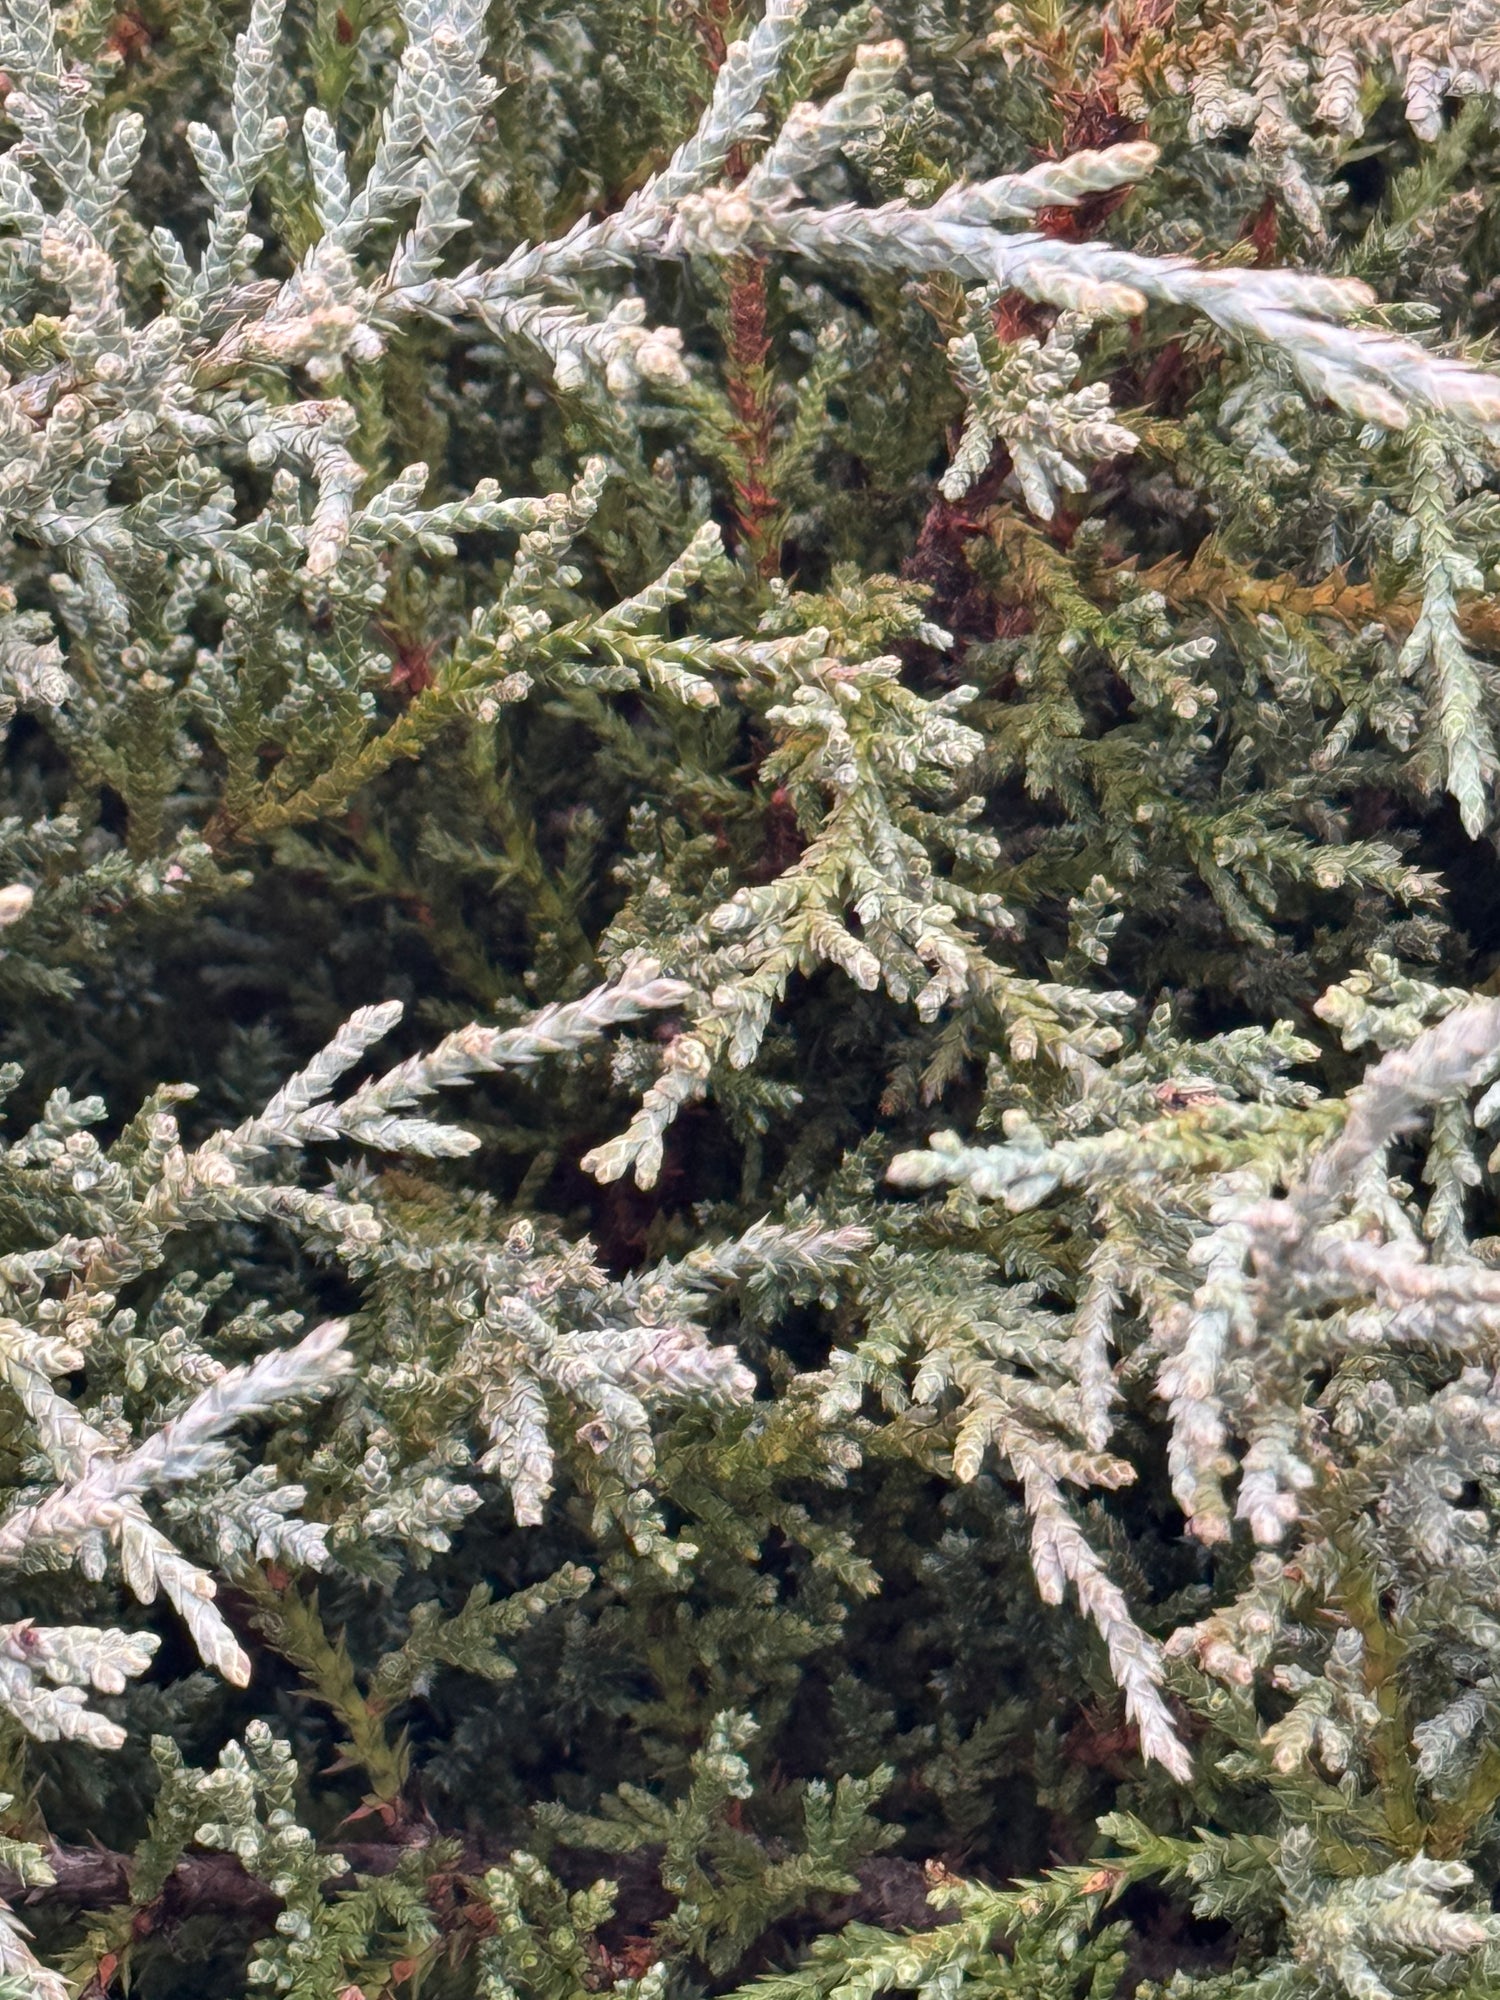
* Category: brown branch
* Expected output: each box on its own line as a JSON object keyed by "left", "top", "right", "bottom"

{"left": 5, "top": 1841, "right": 954, "bottom": 1938}
{"left": 5, "top": 1836, "right": 483, "bottom": 1927}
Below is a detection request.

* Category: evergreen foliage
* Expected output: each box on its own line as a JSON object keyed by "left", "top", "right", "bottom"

{"left": 11, "top": 0, "right": 1500, "bottom": 1995}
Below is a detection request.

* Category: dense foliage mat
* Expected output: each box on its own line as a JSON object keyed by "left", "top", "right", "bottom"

{"left": 12, "top": 1, "right": 1500, "bottom": 1995}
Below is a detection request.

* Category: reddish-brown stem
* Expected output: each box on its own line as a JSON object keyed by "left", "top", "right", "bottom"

{"left": 723, "top": 254, "right": 785, "bottom": 577}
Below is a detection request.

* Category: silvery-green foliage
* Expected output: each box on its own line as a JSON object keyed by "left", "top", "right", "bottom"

{"left": 0, "top": 0, "right": 1492, "bottom": 970}
{"left": 1168, "top": 0, "right": 1500, "bottom": 149}
{"left": 587, "top": 571, "right": 1137, "bottom": 1188}
{"left": 939, "top": 300, "right": 1139, "bottom": 518}
{"left": 885, "top": 987, "right": 1500, "bottom": 1814}
{"left": 878, "top": 980, "right": 1500, "bottom": 1987}
{"left": 0, "top": 954, "right": 846, "bottom": 1982}
{"left": 0, "top": 960, "right": 701, "bottom": 1711}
